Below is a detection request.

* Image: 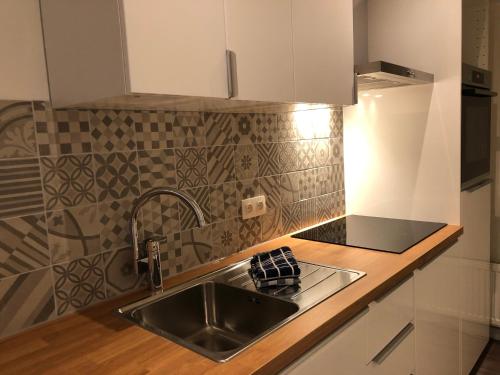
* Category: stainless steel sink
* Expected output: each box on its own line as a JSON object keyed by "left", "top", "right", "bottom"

{"left": 117, "top": 258, "right": 365, "bottom": 362}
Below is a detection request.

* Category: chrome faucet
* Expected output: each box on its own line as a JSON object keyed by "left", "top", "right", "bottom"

{"left": 130, "top": 187, "right": 207, "bottom": 293}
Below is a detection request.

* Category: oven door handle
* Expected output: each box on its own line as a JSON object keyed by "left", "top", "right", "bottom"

{"left": 462, "top": 88, "right": 498, "bottom": 97}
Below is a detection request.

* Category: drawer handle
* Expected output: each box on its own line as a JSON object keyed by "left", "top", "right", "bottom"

{"left": 226, "top": 50, "right": 236, "bottom": 99}
{"left": 374, "top": 274, "right": 413, "bottom": 303}
{"left": 371, "top": 322, "right": 414, "bottom": 365}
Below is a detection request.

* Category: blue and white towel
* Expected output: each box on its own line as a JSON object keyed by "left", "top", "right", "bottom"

{"left": 250, "top": 247, "right": 301, "bottom": 288}
{"left": 254, "top": 277, "right": 301, "bottom": 289}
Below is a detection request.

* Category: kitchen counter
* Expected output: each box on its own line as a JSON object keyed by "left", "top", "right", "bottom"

{"left": 0, "top": 223, "right": 462, "bottom": 375}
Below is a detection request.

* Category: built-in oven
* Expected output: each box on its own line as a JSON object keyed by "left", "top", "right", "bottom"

{"left": 461, "top": 63, "right": 497, "bottom": 191}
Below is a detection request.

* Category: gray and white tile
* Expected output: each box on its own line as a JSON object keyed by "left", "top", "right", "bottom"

{"left": 261, "top": 207, "right": 282, "bottom": 242}
{"left": 99, "top": 199, "right": 133, "bottom": 251}
{"left": 0, "top": 268, "right": 55, "bottom": 338}
{"left": 40, "top": 154, "right": 96, "bottom": 210}
{"left": 179, "top": 186, "right": 210, "bottom": 231}
{"left": 239, "top": 217, "right": 261, "bottom": 249}
{"left": 159, "top": 232, "right": 183, "bottom": 278}
{"left": 173, "top": 112, "right": 206, "bottom": 147}
{"left": 175, "top": 147, "right": 208, "bottom": 188}
{"left": 134, "top": 110, "right": 174, "bottom": 150}
{"left": 34, "top": 104, "right": 92, "bottom": 156}
{"left": 141, "top": 194, "right": 181, "bottom": 238}
{"left": 52, "top": 254, "right": 105, "bottom": 315}
{"left": 204, "top": 112, "right": 236, "bottom": 146}
{"left": 211, "top": 218, "right": 240, "bottom": 258}
{"left": 90, "top": 110, "right": 135, "bottom": 153}
{"left": 47, "top": 205, "right": 100, "bottom": 263}
{"left": 207, "top": 145, "right": 235, "bottom": 185}
{"left": 94, "top": 152, "right": 140, "bottom": 202}
{"left": 0, "top": 101, "right": 37, "bottom": 158}
{"left": 210, "top": 182, "right": 238, "bottom": 223}
{"left": 0, "top": 214, "right": 49, "bottom": 279}
{"left": 103, "top": 248, "right": 145, "bottom": 298}
{"left": 234, "top": 144, "right": 258, "bottom": 180}
{"left": 0, "top": 158, "right": 44, "bottom": 219}
{"left": 138, "top": 149, "right": 176, "bottom": 191}
{"left": 257, "top": 143, "right": 280, "bottom": 177}
{"left": 181, "top": 226, "right": 213, "bottom": 270}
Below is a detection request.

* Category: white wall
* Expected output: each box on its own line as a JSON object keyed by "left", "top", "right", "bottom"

{"left": 0, "top": 0, "right": 49, "bottom": 100}
{"left": 344, "top": 0, "right": 462, "bottom": 224}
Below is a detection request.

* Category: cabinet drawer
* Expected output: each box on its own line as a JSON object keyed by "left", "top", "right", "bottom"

{"left": 282, "top": 309, "right": 368, "bottom": 375}
{"left": 368, "top": 328, "right": 415, "bottom": 375}
{"left": 366, "top": 275, "right": 414, "bottom": 362}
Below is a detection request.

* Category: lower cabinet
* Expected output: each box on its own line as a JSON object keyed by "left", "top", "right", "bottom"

{"left": 415, "top": 243, "right": 461, "bottom": 375}
{"left": 460, "top": 185, "right": 491, "bottom": 374}
{"left": 282, "top": 309, "right": 369, "bottom": 375}
{"left": 367, "top": 328, "right": 415, "bottom": 375}
{"left": 282, "top": 276, "right": 415, "bottom": 375}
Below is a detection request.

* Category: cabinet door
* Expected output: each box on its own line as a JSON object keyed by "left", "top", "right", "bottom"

{"left": 121, "top": 0, "right": 228, "bottom": 98}
{"left": 415, "top": 244, "right": 460, "bottom": 375}
{"left": 224, "top": 0, "right": 295, "bottom": 102}
{"left": 0, "top": 0, "right": 49, "bottom": 100}
{"left": 368, "top": 329, "right": 415, "bottom": 375}
{"left": 281, "top": 310, "right": 368, "bottom": 375}
{"left": 460, "top": 184, "right": 491, "bottom": 374}
{"left": 366, "top": 276, "right": 414, "bottom": 362}
{"left": 292, "top": 0, "right": 355, "bottom": 105}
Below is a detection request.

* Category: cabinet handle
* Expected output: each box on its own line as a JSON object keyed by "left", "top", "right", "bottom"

{"left": 226, "top": 50, "right": 235, "bottom": 99}
{"left": 371, "top": 322, "right": 414, "bottom": 365}
{"left": 417, "top": 238, "right": 457, "bottom": 270}
{"left": 374, "top": 274, "right": 413, "bottom": 303}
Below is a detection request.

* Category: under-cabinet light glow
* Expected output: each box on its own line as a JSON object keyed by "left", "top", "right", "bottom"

{"left": 293, "top": 107, "right": 332, "bottom": 140}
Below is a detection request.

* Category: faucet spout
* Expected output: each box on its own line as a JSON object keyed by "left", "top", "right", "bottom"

{"left": 130, "top": 187, "right": 207, "bottom": 292}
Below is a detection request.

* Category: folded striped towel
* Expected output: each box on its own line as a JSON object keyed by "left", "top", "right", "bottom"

{"left": 250, "top": 247, "right": 301, "bottom": 282}
{"left": 254, "top": 277, "right": 301, "bottom": 289}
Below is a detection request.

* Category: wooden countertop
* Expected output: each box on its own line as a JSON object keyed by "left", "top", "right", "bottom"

{"left": 0, "top": 224, "right": 462, "bottom": 375}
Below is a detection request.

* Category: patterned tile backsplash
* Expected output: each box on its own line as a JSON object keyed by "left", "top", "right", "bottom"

{"left": 0, "top": 100, "right": 345, "bottom": 338}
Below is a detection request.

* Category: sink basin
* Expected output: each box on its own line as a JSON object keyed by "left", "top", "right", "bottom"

{"left": 117, "top": 258, "right": 365, "bottom": 362}
{"left": 126, "top": 281, "right": 298, "bottom": 361}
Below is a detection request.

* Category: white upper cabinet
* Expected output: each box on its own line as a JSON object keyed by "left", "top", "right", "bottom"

{"left": 0, "top": 0, "right": 49, "bottom": 100}
{"left": 292, "top": 0, "right": 355, "bottom": 105}
{"left": 224, "top": 0, "right": 295, "bottom": 102}
{"left": 40, "top": 0, "right": 229, "bottom": 107}
{"left": 40, "top": 0, "right": 355, "bottom": 108}
{"left": 122, "top": 0, "right": 228, "bottom": 98}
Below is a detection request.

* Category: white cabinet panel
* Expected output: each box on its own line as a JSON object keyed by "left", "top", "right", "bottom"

{"left": 281, "top": 310, "right": 368, "bottom": 375}
{"left": 224, "top": 0, "right": 294, "bottom": 102}
{"left": 366, "top": 276, "right": 414, "bottom": 362}
{"left": 0, "top": 0, "right": 49, "bottom": 100}
{"left": 415, "top": 244, "right": 460, "bottom": 375}
{"left": 292, "top": 0, "right": 354, "bottom": 105}
{"left": 368, "top": 330, "right": 415, "bottom": 375}
{"left": 460, "top": 184, "right": 491, "bottom": 374}
{"left": 122, "top": 0, "right": 228, "bottom": 98}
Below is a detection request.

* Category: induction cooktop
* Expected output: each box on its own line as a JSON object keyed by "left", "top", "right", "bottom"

{"left": 292, "top": 215, "right": 446, "bottom": 254}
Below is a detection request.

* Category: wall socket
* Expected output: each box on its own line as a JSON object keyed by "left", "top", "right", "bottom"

{"left": 242, "top": 195, "right": 267, "bottom": 220}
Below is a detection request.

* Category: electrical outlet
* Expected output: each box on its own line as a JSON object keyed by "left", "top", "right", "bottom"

{"left": 242, "top": 195, "right": 267, "bottom": 220}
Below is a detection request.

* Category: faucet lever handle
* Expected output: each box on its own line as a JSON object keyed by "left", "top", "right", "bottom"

{"left": 145, "top": 238, "right": 163, "bottom": 293}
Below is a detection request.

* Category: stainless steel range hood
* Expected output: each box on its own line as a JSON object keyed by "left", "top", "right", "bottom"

{"left": 356, "top": 61, "right": 434, "bottom": 91}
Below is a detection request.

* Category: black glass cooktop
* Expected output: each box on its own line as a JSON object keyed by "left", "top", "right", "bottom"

{"left": 292, "top": 215, "right": 446, "bottom": 254}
